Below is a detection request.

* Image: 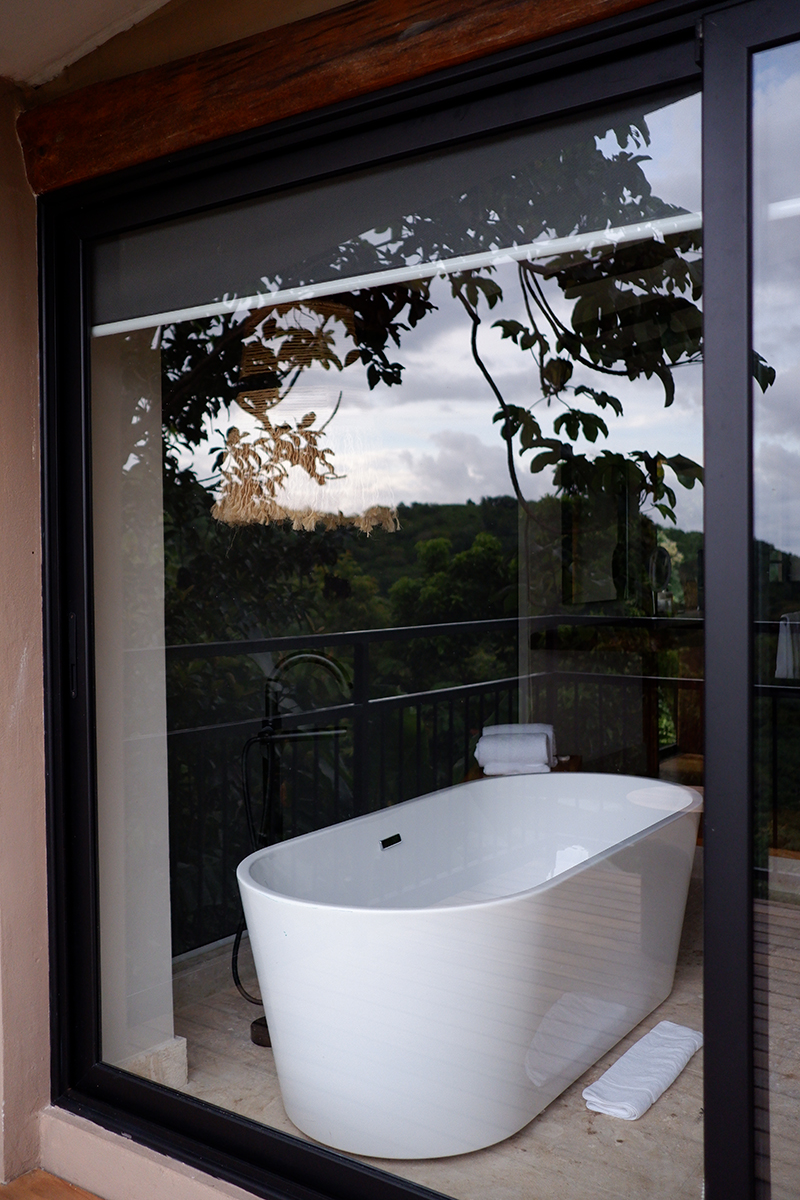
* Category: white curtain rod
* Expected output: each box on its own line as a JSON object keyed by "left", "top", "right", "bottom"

{"left": 91, "top": 210, "right": 702, "bottom": 338}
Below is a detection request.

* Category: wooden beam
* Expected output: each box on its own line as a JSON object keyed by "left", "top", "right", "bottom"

{"left": 19, "top": 0, "right": 655, "bottom": 195}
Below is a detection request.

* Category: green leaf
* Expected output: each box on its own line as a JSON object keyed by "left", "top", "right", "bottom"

{"left": 542, "top": 357, "right": 574, "bottom": 394}
{"left": 657, "top": 363, "right": 675, "bottom": 408}
{"left": 664, "top": 454, "right": 704, "bottom": 489}
{"left": 553, "top": 411, "right": 580, "bottom": 441}
{"left": 555, "top": 331, "right": 582, "bottom": 358}
{"left": 493, "top": 319, "right": 527, "bottom": 343}
{"left": 517, "top": 412, "right": 543, "bottom": 450}
{"left": 573, "top": 385, "right": 623, "bottom": 416}
{"left": 492, "top": 404, "right": 528, "bottom": 439}
{"left": 553, "top": 409, "right": 609, "bottom": 444}
{"left": 475, "top": 277, "right": 503, "bottom": 308}
{"left": 529, "top": 448, "right": 565, "bottom": 473}
{"left": 752, "top": 350, "right": 777, "bottom": 393}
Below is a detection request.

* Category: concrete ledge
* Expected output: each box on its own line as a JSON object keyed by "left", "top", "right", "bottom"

{"left": 39, "top": 1109, "right": 255, "bottom": 1200}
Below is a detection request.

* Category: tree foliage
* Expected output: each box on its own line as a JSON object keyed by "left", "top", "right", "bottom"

{"left": 154, "top": 100, "right": 760, "bottom": 634}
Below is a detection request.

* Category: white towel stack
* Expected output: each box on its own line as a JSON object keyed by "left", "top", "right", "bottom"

{"left": 776, "top": 611, "right": 800, "bottom": 679}
{"left": 582, "top": 1020, "right": 703, "bottom": 1120}
{"left": 474, "top": 723, "right": 556, "bottom": 775}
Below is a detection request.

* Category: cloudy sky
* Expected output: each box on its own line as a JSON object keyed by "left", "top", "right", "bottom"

{"left": 160, "top": 90, "right": 705, "bottom": 532}
{"left": 753, "top": 41, "right": 800, "bottom": 556}
{"left": 179, "top": 260, "right": 703, "bottom": 529}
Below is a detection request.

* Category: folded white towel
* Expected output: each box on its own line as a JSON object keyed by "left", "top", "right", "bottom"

{"left": 776, "top": 612, "right": 800, "bottom": 679}
{"left": 480, "top": 723, "right": 557, "bottom": 764}
{"left": 582, "top": 1020, "right": 703, "bottom": 1120}
{"left": 477, "top": 732, "right": 549, "bottom": 759}
{"left": 525, "top": 992, "right": 628, "bottom": 1087}
{"left": 474, "top": 731, "right": 551, "bottom": 776}
{"left": 480, "top": 760, "right": 550, "bottom": 776}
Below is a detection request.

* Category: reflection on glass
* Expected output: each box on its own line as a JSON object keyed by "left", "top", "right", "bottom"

{"left": 92, "top": 87, "right": 704, "bottom": 1196}
{"left": 753, "top": 39, "right": 800, "bottom": 1199}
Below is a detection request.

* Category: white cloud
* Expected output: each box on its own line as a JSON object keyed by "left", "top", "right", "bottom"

{"left": 751, "top": 45, "right": 800, "bottom": 555}
{"left": 644, "top": 92, "right": 702, "bottom": 214}
{"left": 393, "top": 428, "right": 548, "bottom": 506}
{"left": 173, "top": 180, "right": 706, "bottom": 530}
{"left": 755, "top": 439, "right": 800, "bottom": 555}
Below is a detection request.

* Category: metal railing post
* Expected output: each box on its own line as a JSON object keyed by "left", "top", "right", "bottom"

{"left": 352, "top": 639, "right": 370, "bottom": 815}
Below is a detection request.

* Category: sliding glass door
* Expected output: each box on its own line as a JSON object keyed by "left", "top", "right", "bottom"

{"left": 705, "top": 3, "right": 800, "bottom": 1196}
{"left": 45, "top": 4, "right": 800, "bottom": 1198}
{"left": 88, "top": 83, "right": 706, "bottom": 1199}
{"left": 752, "top": 27, "right": 800, "bottom": 1200}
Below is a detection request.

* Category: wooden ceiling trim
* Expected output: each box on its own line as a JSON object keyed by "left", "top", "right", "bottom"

{"left": 18, "top": 0, "right": 656, "bottom": 194}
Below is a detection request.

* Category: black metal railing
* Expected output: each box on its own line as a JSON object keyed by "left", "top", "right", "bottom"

{"left": 164, "top": 617, "right": 519, "bottom": 952}
{"left": 160, "top": 614, "right": 800, "bottom": 954}
{"left": 753, "top": 619, "right": 800, "bottom": 876}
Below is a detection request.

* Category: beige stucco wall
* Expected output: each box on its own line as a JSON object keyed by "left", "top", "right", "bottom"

{"left": 39, "top": 1109, "right": 258, "bottom": 1200}
{"left": 0, "top": 61, "right": 281, "bottom": 1200}
{"left": 0, "top": 80, "right": 49, "bottom": 1184}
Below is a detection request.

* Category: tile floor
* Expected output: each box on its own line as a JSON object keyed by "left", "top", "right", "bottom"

{"left": 172, "top": 870, "right": 707, "bottom": 1200}
{"left": 169, "top": 853, "right": 800, "bottom": 1200}
{"left": 756, "top": 896, "right": 800, "bottom": 1200}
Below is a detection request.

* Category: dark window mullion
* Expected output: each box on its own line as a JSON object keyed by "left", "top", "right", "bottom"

{"left": 702, "top": 11, "right": 755, "bottom": 1200}
{"left": 705, "top": 7, "right": 800, "bottom": 1198}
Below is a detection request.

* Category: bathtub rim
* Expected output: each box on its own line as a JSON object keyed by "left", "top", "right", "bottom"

{"left": 236, "top": 773, "right": 703, "bottom": 916}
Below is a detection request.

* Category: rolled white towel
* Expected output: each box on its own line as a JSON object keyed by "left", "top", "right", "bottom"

{"left": 480, "top": 723, "right": 556, "bottom": 764}
{"left": 582, "top": 1020, "right": 703, "bottom": 1120}
{"left": 474, "top": 731, "right": 551, "bottom": 774}
{"left": 476, "top": 732, "right": 549, "bottom": 763}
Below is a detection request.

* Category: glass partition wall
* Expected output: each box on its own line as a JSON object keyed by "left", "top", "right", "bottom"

{"left": 89, "top": 86, "right": 705, "bottom": 1197}
{"left": 753, "top": 36, "right": 800, "bottom": 1200}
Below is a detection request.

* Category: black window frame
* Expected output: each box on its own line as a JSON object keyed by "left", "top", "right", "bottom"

{"left": 39, "top": 1, "right": 795, "bottom": 1197}
{"left": 703, "top": 4, "right": 800, "bottom": 1195}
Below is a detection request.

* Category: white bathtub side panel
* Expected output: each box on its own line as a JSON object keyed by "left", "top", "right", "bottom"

{"left": 242, "top": 890, "right": 536, "bottom": 1157}
{"left": 239, "top": 808, "right": 699, "bottom": 1159}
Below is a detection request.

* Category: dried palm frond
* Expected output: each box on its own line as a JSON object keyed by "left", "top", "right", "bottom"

{"left": 211, "top": 303, "right": 397, "bottom": 535}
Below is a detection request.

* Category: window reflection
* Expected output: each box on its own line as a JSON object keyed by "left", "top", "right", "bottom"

{"left": 752, "top": 38, "right": 800, "bottom": 1198}
{"left": 92, "top": 86, "right": 706, "bottom": 1197}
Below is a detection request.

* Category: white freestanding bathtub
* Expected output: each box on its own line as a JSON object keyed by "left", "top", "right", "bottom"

{"left": 237, "top": 773, "right": 701, "bottom": 1159}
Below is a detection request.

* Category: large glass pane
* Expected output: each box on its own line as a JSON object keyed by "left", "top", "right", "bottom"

{"left": 753, "top": 39, "right": 800, "bottom": 1200}
{"left": 91, "top": 87, "right": 703, "bottom": 1197}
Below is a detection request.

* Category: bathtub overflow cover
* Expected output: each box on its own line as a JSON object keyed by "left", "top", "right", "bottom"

{"left": 380, "top": 833, "right": 402, "bottom": 850}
